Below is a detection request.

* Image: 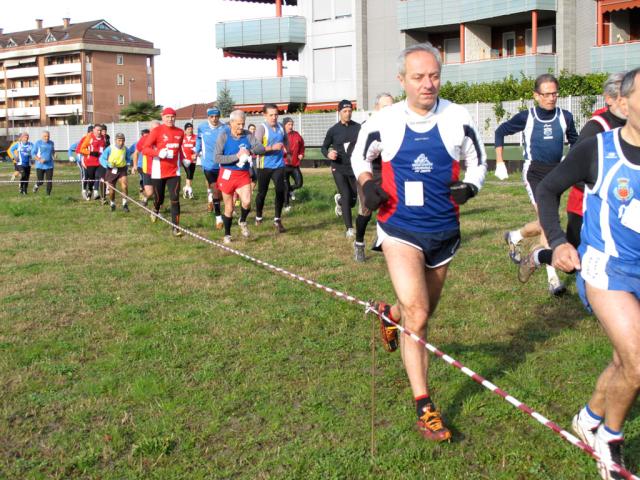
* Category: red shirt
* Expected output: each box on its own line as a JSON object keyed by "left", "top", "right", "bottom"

{"left": 181, "top": 134, "right": 196, "bottom": 162}
{"left": 80, "top": 133, "right": 106, "bottom": 167}
{"left": 285, "top": 130, "right": 305, "bottom": 167}
{"left": 142, "top": 125, "right": 184, "bottom": 179}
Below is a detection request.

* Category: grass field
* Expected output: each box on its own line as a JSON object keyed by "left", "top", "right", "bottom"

{"left": 1, "top": 163, "right": 638, "bottom": 479}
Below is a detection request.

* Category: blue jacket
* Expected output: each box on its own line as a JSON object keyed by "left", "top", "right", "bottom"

{"left": 68, "top": 142, "right": 79, "bottom": 163}
{"left": 33, "top": 139, "right": 55, "bottom": 170}
{"left": 195, "top": 121, "right": 227, "bottom": 171}
{"left": 9, "top": 141, "right": 34, "bottom": 167}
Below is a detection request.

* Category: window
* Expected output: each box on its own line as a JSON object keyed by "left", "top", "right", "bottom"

{"left": 116, "top": 54, "right": 124, "bottom": 65}
{"left": 502, "top": 32, "right": 516, "bottom": 57}
{"left": 313, "top": 46, "right": 353, "bottom": 82}
{"left": 45, "top": 33, "right": 56, "bottom": 43}
{"left": 334, "top": 46, "right": 352, "bottom": 80}
{"left": 335, "top": 1, "right": 352, "bottom": 18}
{"left": 525, "top": 26, "right": 555, "bottom": 54}
{"left": 25, "top": 36, "right": 35, "bottom": 45}
{"left": 92, "top": 21, "right": 116, "bottom": 31}
{"left": 118, "top": 95, "right": 125, "bottom": 105}
{"left": 86, "top": 92, "right": 93, "bottom": 105}
{"left": 85, "top": 53, "right": 91, "bottom": 63}
{"left": 313, "top": 1, "right": 331, "bottom": 21}
{"left": 443, "top": 38, "right": 461, "bottom": 64}
{"left": 7, "top": 38, "right": 17, "bottom": 47}
{"left": 86, "top": 70, "right": 92, "bottom": 83}
{"left": 116, "top": 74, "right": 124, "bottom": 85}
{"left": 313, "top": 48, "right": 333, "bottom": 82}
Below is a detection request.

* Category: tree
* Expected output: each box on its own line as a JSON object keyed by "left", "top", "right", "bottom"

{"left": 119, "top": 101, "right": 163, "bottom": 121}
{"left": 216, "top": 87, "right": 235, "bottom": 117}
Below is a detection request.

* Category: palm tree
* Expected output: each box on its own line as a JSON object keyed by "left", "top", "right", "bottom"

{"left": 119, "top": 101, "right": 162, "bottom": 121}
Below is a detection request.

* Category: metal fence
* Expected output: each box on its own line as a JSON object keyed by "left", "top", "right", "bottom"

{"left": 4, "top": 95, "right": 605, "bottom": 150}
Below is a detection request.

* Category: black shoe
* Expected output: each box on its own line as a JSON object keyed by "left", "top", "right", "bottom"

{"left": 123, "top": 204, "right": 130, "bottom": 212}
{"left": 110, "top": 203, "right": 116, "bottom": 211}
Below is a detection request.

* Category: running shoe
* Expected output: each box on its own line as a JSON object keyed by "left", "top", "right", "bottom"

{"left": 572, "top": 413, "right": 598, "bottom": 450}
{"left": 373, "top": 301, "right": 398, "bottom": 353}
{"left": 518, "top": 250, "right": 539, "bottom": 283}
{"left": 223, "top": 235, "right": 232, "bottom": 244}
{"left": 290, "top": 192, "right": 296, "bottom": 201}
{"left": 123, "top": 204, "right": 130, "bottom": 212}
{"left": 284, "top": 205, "right": 292, "bottom": 213}
{"left": 215, "top": 216, "right": 223, "bottom": 230}
{"left": 92, "top": 190, "right": 100, "bottom": 200}
{"left": 182, "top": 187, "right": 188, "bottom": 199}
{"left": 334, "top": 193, "right": 342, "bottom": 217}
{"left": 595, "top": 433, "right": 626, "bottom": 480}
{"left": 33, "top": 184, "right": 39, "bottom": 193}
{"left": 346, "top": 228, "right": 355, "bottom": 239}
{"left": 354, "top": 241, "right": 366, "bottom": 262}
{"left": 207, "top": 202, "right": 214, "bottom": 213}
{"left": 416, "top": 404, "right": 452, "bottom": 442}
{"left": 188, "top": 190, "right": 194, "bottom": 200}
{"left": 503, "top": 231, "right": 521, "bottom": 264}
{"left": 274, "top": 219, "right": 286, "bottom": 234}
{"left": 150, "top": 212, "right": 158, "bottom": 223}
{"left": 239, "top": 221, "right": 250, "bottom": 238}
{"left": 172, "top": 227, "right": 183, "bottom": 237}
{"left": 255, "top": 217, "right": 263, "bottom": 226}
{"left": 82, "top": 189, "right": 87, "bottom": 199}
{"left": 85, "top": 191, "right": 92, "bottom": 201}
{"left": 548, "top": 277, "right": 567, "bottom": 297}
{"left": 110, "top": 202, "right": 116, "bottom": 212}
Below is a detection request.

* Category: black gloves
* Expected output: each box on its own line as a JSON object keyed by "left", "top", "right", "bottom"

{"left": 362, "top": 180, "right": 389, "bottom": 211}
{"left": 449, "top": 181, "right": 478, "bottom": 205}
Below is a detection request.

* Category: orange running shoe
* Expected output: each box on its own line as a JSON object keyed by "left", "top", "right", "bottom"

{"left": 373, "top": 301, "right": 399, "bottom": 353}
{"left": 416, "top": 405, "right": 452, "bottom": 442}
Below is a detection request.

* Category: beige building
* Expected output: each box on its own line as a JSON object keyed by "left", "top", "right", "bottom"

{"left": 0, "top": 18, "right": 160, "bottom": 128}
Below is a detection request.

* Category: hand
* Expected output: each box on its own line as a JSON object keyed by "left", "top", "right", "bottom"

{"left": 69, "top": 155, "right": 75, "bottom": 163}
{"left": 271, "top": 143, "right": 284, "bottom": 151}
{"left": 158, "top": 148, "right": 168, "bottom": 159}
{"left": 298, "top": 154, "right": 304, "bottom": 160}
{"left": 182, "top": 159, "right": 192, "bottom": 168}
{"left": 362, "top": 180, "right": 389, "bottom": 210}
{"left": 366, "top": 140, "right": 383, "bottom": 161}
{"left": 237, "top": 153, "right": 251, "bottom": 168}
{"left": 552, "top": 243, "right": 581, "bottom": 273}
{"left": 237, "top": 147, "right": 250, "bottom": 159}
{"left": 495, "top": 162, "right": 509, "bottom": 181}
{"left": 328, "top": 150, "right": 338, "bottom": 161}
{"left": 449, "top": 181, "right": 478, "bottom": 205}
{"left": 132, "top": 166, "right": 138, "bottom": 174}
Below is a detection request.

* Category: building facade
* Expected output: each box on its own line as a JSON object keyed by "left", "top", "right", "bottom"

{"left": 0, "top": 18, "right": 160, "bottom": 129}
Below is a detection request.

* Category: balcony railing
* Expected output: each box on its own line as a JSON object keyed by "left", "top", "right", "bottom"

{"left": 7, "top": 86, "right": 40, "bottom": 98}
{"left": 46, "top": 104, "right": 83, "bottom": 116}
{"left": 8, "top": 106, "right": 40, "bottom": 119}
{"left": 217, "top": 76, "right": 307, "bottom": 105}
{"left": 44, "top": 63, "right": 82, "bottom": 77}
{"left": 45, "top": 83, "right": 83, "bottom": 97}
{"left": 591, "top": 41, "right": 640, "bottom": 74}
{"left": 5, "top": 67, "right": 39, "bottom": 79}
{"left": 216, "top": 16, "right": 306, "bottom": 49}
{"left": 441, "top": 53, "right": 557, "bottom": 84}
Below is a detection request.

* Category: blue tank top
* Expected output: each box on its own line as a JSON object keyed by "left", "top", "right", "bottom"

{"left": 580, "top": 129, "right": 640, "bottom": 262}
{"left": 378, "top": 124, "right": 459, "bottom": 233}
{"left": 222, "top": 132, "right": 253, "bottom": 171}
{"left": 523, "top": 107, "right": 567, "bottom": 164}
{"left": 257, "top": 122, "right": 285, "bottom": 169}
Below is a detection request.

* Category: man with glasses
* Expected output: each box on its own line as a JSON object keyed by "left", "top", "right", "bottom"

{"left": 495, "top": 73, "right": 578, "bottom": 296}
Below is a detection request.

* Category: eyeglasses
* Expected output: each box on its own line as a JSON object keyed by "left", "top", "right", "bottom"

{"left": 537, "top": 91, "right": 559, "bottom": 98}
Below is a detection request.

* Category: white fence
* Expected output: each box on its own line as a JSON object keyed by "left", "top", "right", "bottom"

{"left": 3, "top": 95, "right": 605, "bottom": 150}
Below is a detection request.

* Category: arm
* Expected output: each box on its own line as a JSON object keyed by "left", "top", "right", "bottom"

{"left": 320, "top": 127, "right": 335, "bottom": 159}
{"left": 575, "top": 119, "right": 604, "bottom": 146}
{"left": 99, "top": 147, "right": 110, "bottom": 168}
{"left": 194, "top": 127, "right": 202, "bottom": 155}
{"left": 214, "top": 131, "right": 238, "bottom": 165}
{"left": 8, "top": 142, "right": 17, "bottom": 161}
{"left": 79, "top": 135, "right": 91, "bottom": 156}
{"left": 142, "top": 129, "right": 161, "bottom": 158}
{"left": 351, "top": 118, "right": 377, "bottom": 181}
{"left": 249, "top": 134, "right": 266, "bottom": 156}
{"left": 460, "top": 121, "right": 488, "bottom": 192}
{"left": 494, "top": 111, "right": 528, "bottom": 163}
{"left": 564, "top": 111, "right": 579, "bottom": 147}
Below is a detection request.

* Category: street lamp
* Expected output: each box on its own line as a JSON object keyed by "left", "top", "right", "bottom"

{"left": 128, "top": 77, "right": 135, "bottom": 104}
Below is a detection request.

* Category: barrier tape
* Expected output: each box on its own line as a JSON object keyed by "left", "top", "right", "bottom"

{"left": 0, "top": 177, "right": 636, "bottom": 478}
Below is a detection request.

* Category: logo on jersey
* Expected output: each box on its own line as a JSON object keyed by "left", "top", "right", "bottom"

{"left": 543, "top": 124, "right": 553, "bottom": 139}
{"left": 412, "top": 153, "right": 433, "bottom": 173}
{"left": 614, "top": 178, "right": 633, "bottom": 202}
{"left": 162, "top": 134, "right": 169, "bottom": 141}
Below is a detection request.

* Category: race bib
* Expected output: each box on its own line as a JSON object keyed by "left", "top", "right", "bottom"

{"left": 166, "top": 150, "right": 174, "bottom": 159}
{"left": 620, "top": 199, "right": 640, "bottom": 234}
{"left": 580, "top": 245, "right": 609, "bottom": 290}
{"left": 111, "top": 168, "right": 118, "bottom": 174}
{"left": 404, "top": 181, "right": 424, "bottom": 207}
{"left": 222, "top": 169, "right": 231, "bottom": 180}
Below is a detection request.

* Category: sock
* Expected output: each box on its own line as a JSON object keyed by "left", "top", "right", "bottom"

{"left": 110, "top": 201, "right": 115, "bottom": 207}
{"left": 274, "top": 217, "right": 280, "bottom": 223}
{"left": 222, "top": 215, "right": 232, "bottom": 236}
{"left": 545, "top": 265, "right": 559, "bottom": 282}
{"left": 213, "top": 200, "right": 221, "bottom": 216}
{"left": 579, "top": 404, "right": 603, "bottom": 430}
{"left": 240, "top": 207, "right": 250, "bottom": 223}
{"left": 415, "top": 395, "right": 435, "bottom": 419}
{"left": 122, "top": 199, "right": 128, "bottom": 206}
{"left": 597, "top": 424, "right": 624, "bottom": 443}
{"left": 207, "top": 189, "right": 213, "bottom": 203}
{"left": 510, "top": 229, "right": 523, "bottom": 244}
{"left": 256, "top": 216, "right": 263, "bottom": 221}
{"left": 535, "top": 249, "right": 553, "bottom": 266}
{"left": 355, "top": 214, "right": 371, "bottom": 243}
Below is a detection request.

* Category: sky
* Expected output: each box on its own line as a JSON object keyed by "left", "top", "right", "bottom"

{"left": 9, "top": 0, "right": 300, "bottom": 108}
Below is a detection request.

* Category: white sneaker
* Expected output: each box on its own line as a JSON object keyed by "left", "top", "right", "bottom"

{"left": 346, "top": 228, "right": 355, "bottom": 239}
{"left": 215, "top": 216, "right": 223, "bottom": 230}
{"left": 82, "top": 189, "right": 87, "bottom": 199}
{"left": 239, "top": 221, "right": 250, "bottom": 238}
{"left": 503, "top": 231, "right": 521, "bottom": 264}
{"left": 223, "top": 235, "right": 232, "bottom": 244}
{"left": 548, "top": 277, "right": 567, "bottom": 297}
{"left": 594, "top": 428, "right": 626, "bottom": 480}
{"left": 188, "top": 188, "right": 194, "bottom": 199}
{"left": 572, "top": 413, "right": 598, "bottom": 449}
{"left": 284, "top": 205, "right": 292, "bottom": 213}
{"left": 290, "top": 192, "right": 296, "bottom": 201}
{"left": 334, "top": 193, "right": 342, "bottom": 217}
{"left": 182, "top": 187, "right": 188, "bottom": 199}
{"left": 92, "top": 190, "right": 100, "bottom": 200}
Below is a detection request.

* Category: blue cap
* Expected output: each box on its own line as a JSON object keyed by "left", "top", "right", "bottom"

{"left": 207, "top": 107, "right": 221, "bottom": 116}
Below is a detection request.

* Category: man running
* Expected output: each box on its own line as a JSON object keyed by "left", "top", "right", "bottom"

{"left": 195, "top": 107, "right": 226, "bottom": 229}
{"left": 133, "top": 120, "right": 160, "bottom": 206}
{"left": 142, "top": 107, "right": 185, "bottom": 236}
{"left": 73, "top": 126, "right": 93, "bottom": 199}
{"left": 96, "top": 124, "right": 110, "bottom": 203}
{"left": 321, "top": 100, "right": 361, "bottom": 238}
{"left": 536, "top": 68, "right": 640, "bottom": 480}
{"left": 352, "top": 43, "right": 486, "bottom": 441}
{"left": 80, "top": 124, "right": 106, "bottom": 200}
{"left": 254, "top": 103, "right": 288, "bottom": 233}
{"left": 6, "top": 136, "right": 20, "bottom": 182}
{"left": 100, "top": 132, "right": 132, "bottom": 212}
{"left": 9, "top": 133, "right": 34, "bottom": 195}
{"left": 215, "top": 109, "right": 266, "bottom": 243}
{"left": 351, "top": 92, "right": 394, "bottom": 262}
{"left": 282, "top": 117, "right": 305, "bottom": 212}
{"left": 32, "top": 131, "right": 56, "bottom": 196}
{"left": 496, "top": 73, "right": 578, "bottom": 296}
{"left": 181, "top": 122, "right": 197, "bottom": 199}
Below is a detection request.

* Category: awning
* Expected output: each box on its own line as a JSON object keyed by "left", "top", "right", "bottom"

{"left": 4, "top": 59, "right": 20, "bottom": 67}
{"left": 18, "top": 57, "right": 37, "bottom": 64}
{"left": 600, "top": 0, "right": 640, "bottom": 14}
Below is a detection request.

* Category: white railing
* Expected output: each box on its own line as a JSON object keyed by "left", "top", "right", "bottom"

{"left": 44, "top": 63, "right": 82, "bottom": 77}
{"left": 7, "top": 86, "right": 40, "bottom": 98}
{"left": 45, "top": 104, "right": 83, "bottom": 116}
{"left": 5, "top": 67, "right": 39, "bottom": 79}
{"left": 45, "top": 83, "right": 82, "bottom": 96}
{"left": 7, "top": 106, "right": 40, "bottom": 119}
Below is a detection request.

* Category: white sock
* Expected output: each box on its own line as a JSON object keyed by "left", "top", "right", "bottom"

{"left": 216, "top": 215, "right": 222, "bottom": 221}
{"left": 110, "top": 201, "right": 115, "bottom": 207}
{"left": 579, "top": 405, "right": 602, "bottom": 430}
{"left": 546, "top": 265, "right": 559, "bottom": 282}
{"left": 256, "top": 216, "right": 262, "bottom": 221}
{"left": 207, "top": 190, "right": 213, "bottom": 203}
{"left": 274, "top": 217, "right": 280, "bottom": 222}
{"left": 122, "top": 199, "right": 127, "bottom": 206}
{"left": 597, "top": 424, "right": 623, "bottom": 443}
{"left": 510, "top": 229, "right": 523, "bottom": 244}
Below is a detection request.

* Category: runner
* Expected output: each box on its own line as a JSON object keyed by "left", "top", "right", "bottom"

{"left": 281, "top": 117, "right": 304, "bottom": 212}
{"left": 96, "top": 124, "right": 110, "bottom": 203}
{"left": 321, "top": 100, "right": 361, "bottom": 238}
{"left": 6, "top": 135, "right": 21, "bottom": 182}
{"left": 142, "top": 107, "right": 185, "bottom": 237}
{"left": 351, "top": 43, "right": 486, "bottom": 441}
{"left": 73, "top": 126, "right": 93, "bottom": 199}
{"left": 536, "top": 67, "right": 640, "bottom": 480}
{"left": 100, "top": 132, "right": 132, "bottom": 212}
{"left": 9, "top": 133, "right": 34, "bottom": 195}
{"left": 351, "top": 92, "right": 394, "bottom": 262}
{"left": 195, "top": 107, "right": 226, "bottom": 229}
{"left": 254, "top": 103, "right": 288, "bottom": 233}
{"left": 79, "top": 124, "right": 106, "bottom": 200}
{"left": 132, "top": 120, "right": 160, "bottom": 206}
{"left": 181, "top": 122, "right": 197, "bottom": 199}
{"left": 32, "top": 131, "right": 56, "bottom": 196}
{"left": 496, "top": 73, "right": 578, "bottom": 296}
{"left": 215, "top": 109, "right": 266, "bottom": 243}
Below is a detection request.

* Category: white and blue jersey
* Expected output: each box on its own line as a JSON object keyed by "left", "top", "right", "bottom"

{"left": 256, "top": 122, "right": 285, "bottom": 169}
{"left": 195, "top": 121, "right": 226, "bottom": 171}
{"left": 9, "top": 141, "right": 34, "bottom": 167}
{"left": 352, "top": 99, "right": 487, "bottom": 233}
{"left": 33, "top": 139, "right": 55, "bottom": 169}
{"left": 221, "top": 132, "right": 253, "bottom": 171}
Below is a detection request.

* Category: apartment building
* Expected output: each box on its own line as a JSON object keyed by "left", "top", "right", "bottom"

{"left": 0, "top": 18, "right": 160, "bottom": 129}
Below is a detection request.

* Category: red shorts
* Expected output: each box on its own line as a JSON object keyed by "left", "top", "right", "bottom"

{"left": 566, "top": 186, "right": 584, "bottom": 216}
{"left": 217, "top": 168, "right": 251, "bottom": 195}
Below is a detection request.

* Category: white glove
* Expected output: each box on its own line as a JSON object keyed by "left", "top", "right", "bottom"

{"left": 237, "top": 153, "right": 251, "bottom": 168}
{"left": 182, "top": 159, "right": 192, "bottom": 168}
{"left": 494, "top": 162, "right": 509, "bottom": 181}
{"left": 366, "top": 140, "right": 383, "bottom": 161}
{"left": 69, "top": 155, "right": 75, "bottom": 163}
{"left": 158, "top": 148, "right": 168, "bottom": 159}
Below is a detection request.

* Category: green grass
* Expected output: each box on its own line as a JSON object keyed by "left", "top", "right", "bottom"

{"left": 0, "top": 164, "right": 637, "bottom": 479}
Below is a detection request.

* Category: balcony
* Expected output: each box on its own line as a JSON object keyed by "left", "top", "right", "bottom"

{"left": 397, "top": 0, "right": 557, "bottom": 30}
{"left": 8, "top": 107, "right": 40, "bottom": 119}
{"left": 44, "top": 62, "right": 82, "bottom": 77}
{"left": 46, "top": 104, "right": 83, "bottom": 117}
{"left": 5, "top": 66, "right": 39, "bottom": 79}
{"left": 216, "top": 16, "right": 305, "bottom": 58}
{"left": 0, "top": 90, "right": 6, "bottom": 101}
{"left": 45, "top": 83, "right": 83, "bottom": 97}
{"left": 7, "top": 86, "right": 40, "bottom": 98}
{"left": 591, "top": 42, "right": 640, "bottom": 74}
{"left": 442, "top": 53, "right": 556, "bottom": 84}
{"left": 217, "top": 76, "right": 307, "bottom": 105}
